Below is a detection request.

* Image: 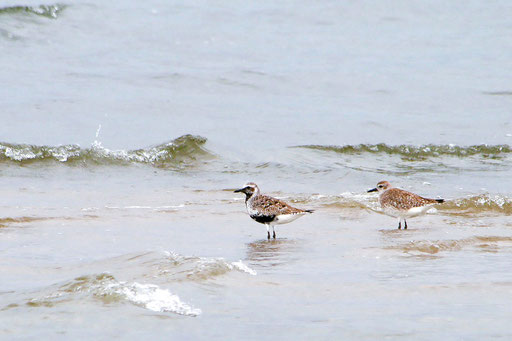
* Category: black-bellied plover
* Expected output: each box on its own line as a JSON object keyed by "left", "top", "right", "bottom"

{"left": 368, "top": 180, "right": 444, "bottom": 229}
{"left": 234, "top": 182, "right": 313, "bottom": 239}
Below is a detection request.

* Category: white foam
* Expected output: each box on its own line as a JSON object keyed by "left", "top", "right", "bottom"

{"left": 231, "top": 260, "right": 257, "bottom": 275}
{"left": 475, "top": 194, "right": 508, "bottom": 208}
{"left": 163, "top": 250, "right": 183, "bottom": 260}
{"left": 310, "top": 194, "right": 328, "bottom": 199}
{"left": 161, "top": 251, "right": 257, "bottom": 279}
{"left": 100, "top": 282, "right": 201, "bottom": 316}
{"left": 95, "top": 124, "right": 102, "bottom": 139}
{"left": 189, "top": 257, "right": 258, "bottom": 278}
{"left": 90, "top": 140, "right": 172, "bottom": 163}
{"left": 339, "top": 191, "right": 382, "bottom": 211}
{"left": 155, "top": 204, "right": 185, "bottom": 209}
{"left": 81, "top": 207, "right": 98, "bottom": 211}
{"left": 50, "top": 148, "right": 79, "bottom": 162}
{"left": 3, "top": 146, "right": 38, "bottom": 161}
{"left": 91, "top": 140, "right": 131, "bottom": 161}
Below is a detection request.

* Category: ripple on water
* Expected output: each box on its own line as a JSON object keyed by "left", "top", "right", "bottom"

{"left": 246, "top": 239, "right": 301, "bottom": 268}
{"left": 0, "top": 216, "right": 55, "bottom": 228}
{"left": 159, "top": 251, "right": 257, "bottom": 280}
{"left": 23, "top": 273, "right": 201, "bottom": 316}
{"left": 385, "top": 236, "right": 512, "bottom": 255}
{"left": 2, "top": 251, "right": 257, "bottom": 316}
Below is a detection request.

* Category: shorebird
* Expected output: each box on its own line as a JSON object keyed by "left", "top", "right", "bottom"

{"left": 234, "top": 182, "right": 314, "bottom": 239}
{"left": 368, "top": 181, "right": 444, "bottom": 229}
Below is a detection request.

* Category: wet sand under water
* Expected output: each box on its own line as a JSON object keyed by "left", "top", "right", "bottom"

{"left": 1, "top": 186, "right": 511, "bottom": 340}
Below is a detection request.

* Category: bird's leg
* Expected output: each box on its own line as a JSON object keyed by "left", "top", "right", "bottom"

{"left": 398, "top": 218, "right": 402, "bottom": 230}
{"left": 272, "top": 226, "right": 276, "bottom": 239}
{"left": 266, "top": 224, "right": 270, "bottom": 240}
{"left": 404, "top": 220, "right": 408, "bottom": 230}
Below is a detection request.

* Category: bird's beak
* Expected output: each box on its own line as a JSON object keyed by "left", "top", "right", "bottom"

{"left": 367, "top": 188, "right": 378, "bottom": 193}
{"left": 234, "top": 188, "right": 244, "bottom": 193}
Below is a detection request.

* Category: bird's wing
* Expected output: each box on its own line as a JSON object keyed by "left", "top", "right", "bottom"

{"left": 251, "top": 195, "right": 304, "bottom": 216}
{"left": 382, "top": 188, "right": 438, "bottom": 209}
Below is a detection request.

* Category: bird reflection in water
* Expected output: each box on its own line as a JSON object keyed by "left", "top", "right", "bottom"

{"left": 246, "top": 239, "right": 300, "bottom": 267}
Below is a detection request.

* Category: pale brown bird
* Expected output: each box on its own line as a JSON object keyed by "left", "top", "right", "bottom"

{"left": 368, "top": 181, "right": 444, "bottom": 229}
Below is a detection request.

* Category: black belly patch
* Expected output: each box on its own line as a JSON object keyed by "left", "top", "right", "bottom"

{"left": 250, "top": 214, "right": 276, "bottom": 224}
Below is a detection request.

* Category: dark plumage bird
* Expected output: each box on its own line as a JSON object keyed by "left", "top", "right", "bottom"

{"left": 234, "top": 182, "right": 313, "bottom": 239}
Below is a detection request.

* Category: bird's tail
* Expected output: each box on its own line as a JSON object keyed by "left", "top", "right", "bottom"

{"left": 424, "top": 197, "right": 445, "bottom": 204}
{"left": 304, "top": 209, "right": 314, "bottom": 213}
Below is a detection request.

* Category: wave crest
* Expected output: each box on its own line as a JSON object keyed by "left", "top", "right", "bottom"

{"left": 387, "top": 236, "right": 512, "bottom": 254}
{"left": 26, "top": 273, "right": 201, "bottom": 316}
{"left": 162, "top": 252, "right": 257, "bottom": 280}
{"left": 296, "top": 144, "right": 512, "bottom": 160}
{"left": 0, "top": 134, "right": 212, "bottom": 167}
{"left": 441, "top": 194, "right": 512, "bottom": 215}
{"left": 0, "top": 4, "right": 65, "bottom": 19}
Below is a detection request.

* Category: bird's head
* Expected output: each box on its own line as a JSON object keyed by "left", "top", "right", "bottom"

{"left": 368, "top": 180, "right": 392, "bottom": 193}
{"left": 234, "top": 182, "right": 260, "bottom": 199}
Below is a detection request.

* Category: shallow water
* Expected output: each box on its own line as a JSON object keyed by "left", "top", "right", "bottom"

{"left": 1, "top": 0, "right": 512, "bottom": 339}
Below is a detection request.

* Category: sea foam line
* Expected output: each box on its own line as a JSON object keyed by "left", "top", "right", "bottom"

{"left": 98, "top": 281, "right": 201, "bottom": 316}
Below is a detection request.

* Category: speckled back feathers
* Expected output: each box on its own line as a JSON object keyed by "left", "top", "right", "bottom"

{"left": 380, "top": 188, "right": 442, "bottom": 211}
{"left": 250, "top": 194, "right": 309, "bottom": 216}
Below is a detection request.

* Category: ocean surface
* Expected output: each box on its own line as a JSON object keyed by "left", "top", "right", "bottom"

{"left": 1, "top": 1, "right": 512, "bottom": 339}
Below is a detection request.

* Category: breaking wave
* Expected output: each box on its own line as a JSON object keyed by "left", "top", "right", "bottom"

{"left": 159, "top": 251, "right": 257, "bottom": 280}
{"left": 0, "top": 135, "right": 212, "bottom": 168}
{"left": 0, "top": 4, "right": 65, "bottom": 18}
{"left": 6, "top": 252, "right": 256, "bottom": 315}
{"left": 102, "top": 251, "right": 257, "bottom": 281}
{"left": 295, "top": 144, "right": 512, "bottom": 160}
{"left": 441, "top": 194, "right": 512, "bottom": 215}
{"left": 24, "top": 273, "right": 201, "bottom": 316}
